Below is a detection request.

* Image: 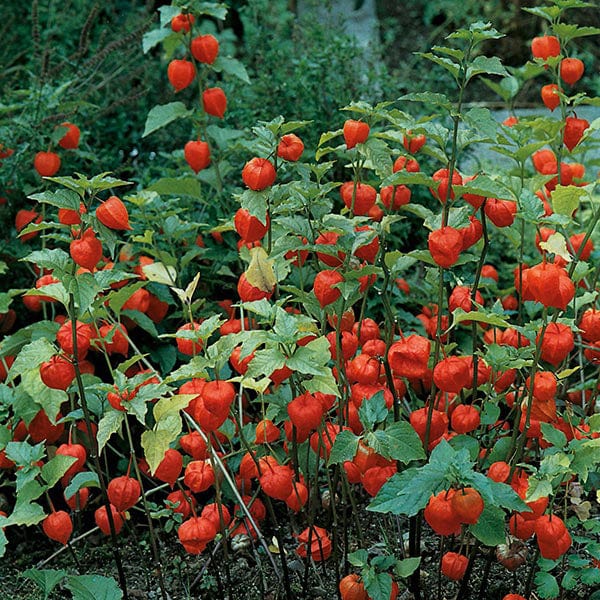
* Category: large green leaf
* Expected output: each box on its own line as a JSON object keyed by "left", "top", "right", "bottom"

{"left": 142, "top": 102, "right": 192, "bottom": 138}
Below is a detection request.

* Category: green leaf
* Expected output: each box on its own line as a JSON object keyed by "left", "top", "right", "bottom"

{"left": 469, "top": 504, "right": 506, "bottom": 545}
{"left": 286, "top": 337, "right": 330, "bottom": 376}
{"left": 348, "top": 549, "right": 368, "bottom": 567}
{"left": 364, "top": 571, "right": 392, "bottom": 600}
{"left": 327, "top": 430, "right": 359, "bottom": 466}
{"left": 535, "top": 571, "right": 560, "bottom": 599}
{"left": 552, "top": 23, "right": 600, "bottom": 43}
{"left": 148, "top": 177, "right": 204, "bottom": 199}
{"left": 23, "top": 568, "right": 67, "bottom": 599}
{"left": 519, "top": 189, "right": 546, "bottom": 222}
{"left": 246, "top": 347, "right": 286, "bottom": 380}
{"left": 153, "top": 394, "right": 195, "bottom": 423}
{"left": 395, "top": 557, "right": 421, "bottom": 578}
{"left": 551, "top": 185, "right": 587, "bottom": 216}
{"left": 451, "top": 307, "right": 509, "bottom": 329}
{"left": 462, "top": 107, "right": 498, "bottom": 141}
{"left": 377, "top": 421, "right": 426, "bottom": 463}
{"left": 397, "top": 92, "right": 452, "bottom": 111}
{"left": 29, "top": 189, "right": 80, "bottom": 210}
{"left": 417, "top": 53, "right": 460, "bottom": 80}
{"left": 97, "top": 410, "right": 124, "bottom": 454}
{"left": 22, "top": 248, "right": 71, "bottom": 272}
{"left": 142, "top": 28, "right": 174, "bottom": 54}
{"left": 143, "top": 102, "right": 192, "bottom": 138}
{"left": 41, "top": 455, "right": 77, "bottom": 487}
{"left": 64, "top": 471, "right": 100, "bottom": 500}
{"left": 66, "top": 574, "right": 123, "bottom": 600}
{"left": 467, "top": 55, "right": 508, "bottom": 79}
{"left": 7, "top": 338, "right": 56, "bottom": 381}
{"left": 541, "top": 422, "right": 567, "bottom": 448}
{"left": 3, "top": 500, "right": 46, "bottom": 526}
{"left": 358, "top": 392, "right": 388, "bottom": 430}
{"left": 21, "top": 369, "right": 67, "bottom": 421}
{"left": 212, "top": 56, "right": 250, "bottom": 84}
{"left": 141, "top": 429, "right": 175, "bottom": 475}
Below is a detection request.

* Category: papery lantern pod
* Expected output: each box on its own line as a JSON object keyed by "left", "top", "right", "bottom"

{"left": 184, "top": 140, "right": 211, "bottom": 173}
{"left": 201, "top": 380, "right": 235, "bottom": 416}
{"left": 563, "top": 116, "right": 589, "bottom": 152}
{"left": 313, "top": 269, "right": 344, "bottom": 307}
{"left": 166, "top": 489, "right": 196, "bottom": 519}
{"left": 56, "top": 320, "right": 94, "bottom": 358}
{"left": 16, "top": 208, "right": 42, "bottom": 240}
{"left": 403, "top": 131, "right": 426, "bottom": 154}
{"left": 58, "top": 122, "right": 81, "bottom": 149}
{"left": 352, "top": 317, "right": 380, "bottom": 344}
{"left": 509, "top": 512, "right": 536, "bottom": 539}
{"left": 241, "top": 157, "right": 276, "bottom": 190}
{"left": 42, "top": 510, "right": 73, "bottom": 545}
{"left": 361, "top": 465, "right": 396, "bottom": 497}
{"left": 254, "top": 419, "right": 280, "bottom": 444}
{"left": 234, "top": 208, "right": 269, "bottom": 242}
{"left": 450, "top": 404, "right": 480, "bottom": 434}
{"left": 286, "top": 481, "right": 309, "bottom": 512}
{"left": 430, "top": 168, "right": 462, "bottom": 203}
{"left": 201, "top": 503, "right": 232, "bottom": 530}
{"left": 451, "top": 487, "right": 484, "bottom": 524}
{"left": 258, "top": 460, "right": 294, "bottom": 501}
{"left": 55, "top": 442, "right": 87, "bottom": 482}
{"left": 167, "top": 59, "right": 196, "bottom": 91}
{"left": 346, "top": 353, "right": 382, "bottom": 385}
{"left": 34, "top": 151, "right": 61, "bottom": 177}
{"left": 27, "top": 410, "right": 65, "bottom": 443}
{"left": 64, "top": 487, "right": 89, "bottom": 511}
{"left": 229, "top": 345, "right": 255, "bottom": 375}
{"left": 569, "top": 232, "right": 593, "bottom": 261}
{"left": 107, "top": 386, "right": 136, "bottom": 411}
{"left": 353, "top": 224, "right": 380, "bottom": 263}
{"left": 171, "top": 13, "right": 195, "bottom": 32}
{"left": 527, "top": 262, "right": 574, "bottom": 310}
{"left": 503, "top": 595, "right": 527, "bottom": 600}
{"left": 309, "top": 422, "right": 345, "bottom": 458}
{"left": 424, "top": 489, "right": 462, "bottom": 536}
{"left": 579, "top": 308, "right": 600, "bottom": 343}
{"left": 107, "top": 475, "right": 141, "bottom": 512}
{"left": 277, "top": 133, "right": 304, "bottom": 161}
{"left": 339, "top": 181, "right": 377, "bottom": 215}
{"left": 339, "top": 574, "right": 368, "bottom": 600}
{"left": 441, "top": 552, "right": 469, "bottom": 580}
{"left": 484, "top": 198, "right": 517, "bottom": 227}
{"left": 461, "top": 174, "right": 485, "bottom": 209}
{"left": 531, "top": 35, "right": 560, "bottom": 60}
{"left": 179, "top": 431, "right": 208, "bottom": 459}
{"left": 70, "top": 228, "right": 103, "bottom": 271}
{"left": 393, "top": 155, "right": 420, "bottom": 173}
{"left": 327, "top": 330, "right": 359, "bottom": 361}
{"left": 388, "top": 334, "right": 430, "bottom": 379}
{"left": 496, "top": 540, "right": 528, "bottom": 572}
{"left": 296, "top": 526, "right": 332, "bottom": 561}
{"left": 428, "top": 226, "right": 463, "bottom": 268}
{"left": 184, "top": 460, "right": 216, "bottom": 493}
{"left": 433, "top": 356, "right": 472, "bottom": 393}
{"left": 191, "top": 34, "right": 219, "bottom": 64}
{"left": 178, "top": 516, "right": 218, "bottom": 554}
{"left": 343, "top": 119, "right": 369, "bottom": 149}
{"left": 409, "top": 407, "right": 448, "bottom": 444}
{"left": 487, "top": 461, "right": 510, "bottom": 483}
{"left": 202, "top": 87, "right": 227, "bottom": 118}
{"left": 175, "top": 321, "right": 203, "bottom": 356}
{"left": 541, "top": 83, "right": 561, "bottom": 111}
{"left": 315, "top": 230, "right": 346, "bottom": 267}
{"left": 95, "top": 504, "right": 125, "bottom": 535}
{"left": 380, "top": 184, "right": 411, "bottom": 211}
{"left": 459, "top": 215, "right": 483, "bottom": 250}
{"left": 40, "top": 355, "right": 75, "bottom": 390}
{"left": 538, "top": 322, "right": 574, "bottom": 365}
{"left": 96, "top": 323, "right": 129, "bottom": 356}
{"left": 96, "top": 196, "right": 131, "bottom": 230}
{"left": 526, "top": 371, "right": 557, "bottom": 401}
{"left": 237, "top": 272, "right": 273, "bottom": 302}
{"left": 287, "top": 392, "right": 324, "bottom": 432}
{"left": 448, "top": 285, "right": 483, "bottom": 314}
{"left": 153, "top": 448, "right": 183, "bottom": 487}
{"left": 560, "top": 57, "right": 584, "bottom": 85}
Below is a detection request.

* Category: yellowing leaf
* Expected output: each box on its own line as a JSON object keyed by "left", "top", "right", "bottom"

{"left": 142, "top": 262, "right": 177, "bottom": 285}
{"left": 153, "top": 394, "right": 196, "bottom": 422}
{"left": 539, "top": 232, "right": 571, "bottom": 263}
{"left": 245, "top": 247, "right": 276, "bottom": 293}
